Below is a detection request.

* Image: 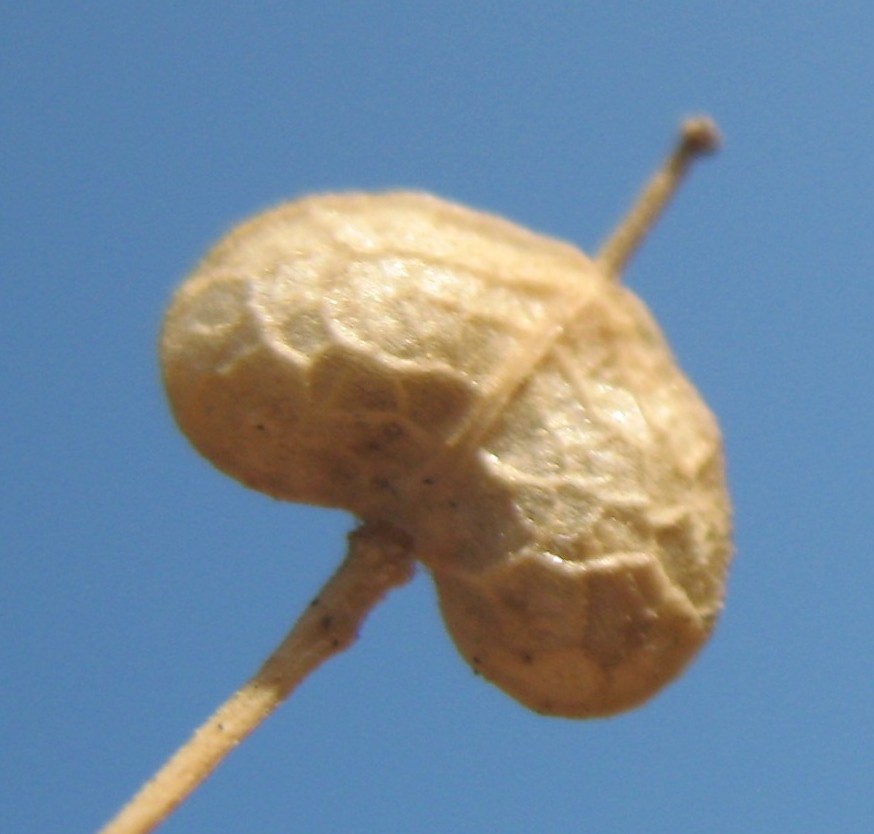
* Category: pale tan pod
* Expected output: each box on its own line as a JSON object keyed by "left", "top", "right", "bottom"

{"left": 160, "top": 127, "right": 731, "bottom": 718}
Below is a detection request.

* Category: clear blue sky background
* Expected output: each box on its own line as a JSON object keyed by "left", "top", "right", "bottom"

{"left": 3, "top": 4, "right": 872, "bottom": 833}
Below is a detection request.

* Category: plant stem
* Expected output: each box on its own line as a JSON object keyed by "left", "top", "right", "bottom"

{"left": 595, "top": 117, "right": 720, "bottom": 280}
{"left": 97, "top": 521, "right": 415, "bottom": 834}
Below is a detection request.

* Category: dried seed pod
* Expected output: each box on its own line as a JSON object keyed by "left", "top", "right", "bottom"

{"left": 160, "top": 119, "right": 731, "bottom": 718}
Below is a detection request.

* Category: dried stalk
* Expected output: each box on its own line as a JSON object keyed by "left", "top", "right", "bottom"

{"left": 98, "top": 521, "right": 415, "bottom": 834}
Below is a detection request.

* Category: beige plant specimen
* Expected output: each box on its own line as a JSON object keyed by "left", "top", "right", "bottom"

{"left": 99, "top": 118, "right": 731, "bottom": 834}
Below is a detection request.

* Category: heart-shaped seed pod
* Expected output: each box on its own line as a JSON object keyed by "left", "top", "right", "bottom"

{"left": 160, "top": 118, "right": 731, "bottom": 718}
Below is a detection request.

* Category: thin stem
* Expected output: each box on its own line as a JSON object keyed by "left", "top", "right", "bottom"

{"left": 595, "top": 117, "right": 720, "bottom": 281}
{"left": 97, "top": 521, "right": 415, "bottom": 834}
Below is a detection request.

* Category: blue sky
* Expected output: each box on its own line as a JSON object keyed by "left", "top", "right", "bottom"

{"left": 3, "top": 3, "right": 872, "bottom": 832}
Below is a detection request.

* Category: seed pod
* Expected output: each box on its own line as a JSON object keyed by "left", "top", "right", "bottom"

{"left": 160, "top": 119, "right": 731, "bottom": 718}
